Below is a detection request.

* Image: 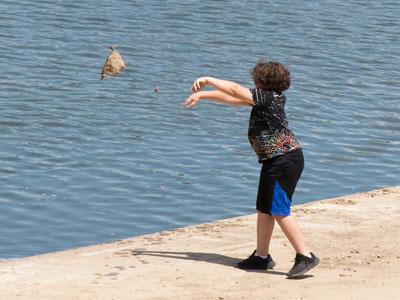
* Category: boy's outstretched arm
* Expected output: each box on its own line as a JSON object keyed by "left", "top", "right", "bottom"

{"left": 183, "top": 90, "right": 250, "bottom": 108}
{"left": 190, "top": 77, "right": 254, "bottom": 106}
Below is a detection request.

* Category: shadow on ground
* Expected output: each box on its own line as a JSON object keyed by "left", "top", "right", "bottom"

{"left": 131, "top": 250, "right": 299, "bottom": 277}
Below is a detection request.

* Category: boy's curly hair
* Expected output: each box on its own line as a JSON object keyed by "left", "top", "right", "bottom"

{"left": 250, "top": 60, "right": 290, "bottom": 93}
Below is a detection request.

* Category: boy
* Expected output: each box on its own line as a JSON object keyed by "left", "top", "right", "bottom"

{"left": 183, "top": 60, "right": 319, "bottom": 278}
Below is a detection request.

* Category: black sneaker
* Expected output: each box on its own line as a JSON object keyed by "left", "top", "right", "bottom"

{"left": 287, "top": 252, "right": 320, "bottom": 278}
{"left": 237, "top": 250, "right": 276, "bottom": 270}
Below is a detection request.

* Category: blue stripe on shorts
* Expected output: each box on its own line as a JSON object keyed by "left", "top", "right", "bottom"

{"left": 270, "top": 180, "right": 291, "bottom": 216}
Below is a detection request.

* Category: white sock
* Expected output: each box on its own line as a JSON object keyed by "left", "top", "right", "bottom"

{"left": 254, "top": 252, "right": 269, "bottom": 259}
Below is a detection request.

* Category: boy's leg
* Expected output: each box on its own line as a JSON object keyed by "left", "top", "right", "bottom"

{"left": 256, "top": 211, "right": 275, "bottom": 256}
{"left": 275, "top": 214, "right": 320, "bottom": 277}
{"left": 273, "top": 215, "right": 310, "bottom": 256}
{"left": 237, "top": 210, "right": 276, "bottom": 270}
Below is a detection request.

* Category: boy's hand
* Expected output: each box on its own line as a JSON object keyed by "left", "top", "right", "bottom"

{"left": 183, "top": 93, "right": 201, "bottom": 108}
{"left": 190, "top": 77, "right": 208, "bottom": 92}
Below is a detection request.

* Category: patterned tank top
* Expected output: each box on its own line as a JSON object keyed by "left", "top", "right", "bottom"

{"left": 248, "top": 88, "right": 300, "bottom": 162}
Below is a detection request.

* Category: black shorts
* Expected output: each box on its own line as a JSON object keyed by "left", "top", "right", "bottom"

{"left": 256, "top": 148, "right": 304, "bottom": 216}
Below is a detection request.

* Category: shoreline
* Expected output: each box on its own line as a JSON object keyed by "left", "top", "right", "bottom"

{"left": 1, "top": 186, "right": 399, "bottom": 299}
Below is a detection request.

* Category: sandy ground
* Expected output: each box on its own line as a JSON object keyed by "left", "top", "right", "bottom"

{"left": 1, "top": 186, "right": 399, "bottom": 300}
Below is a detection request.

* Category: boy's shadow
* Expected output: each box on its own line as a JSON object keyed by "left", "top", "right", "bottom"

{"left": 130, "top": 250, "right": 305, "bottom": 277}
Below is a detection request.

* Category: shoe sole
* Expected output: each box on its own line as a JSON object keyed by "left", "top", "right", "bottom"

{"left": 237, "top": 263, "right": 276, "bottom": 270}
{"left": 287, "top": 257, "right": 320, "bottom": 278}
{"left": 237, "top": 260, "right": 276, "bottom": 270}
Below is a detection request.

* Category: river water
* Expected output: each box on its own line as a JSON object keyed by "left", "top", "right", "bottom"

{"left": 0, "top": 0, "right": 399, "bottom": 259}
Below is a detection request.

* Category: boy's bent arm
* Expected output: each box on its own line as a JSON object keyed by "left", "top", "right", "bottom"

{"left": 191, "top": 77, "right": 254, "bottom": 106}
{"left": 183, "top": 90, "right": 251, "bottom": 108}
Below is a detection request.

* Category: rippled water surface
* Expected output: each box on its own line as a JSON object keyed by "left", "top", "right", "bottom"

{"left": 1, "top": 0, "right": 399, "bottom": 259}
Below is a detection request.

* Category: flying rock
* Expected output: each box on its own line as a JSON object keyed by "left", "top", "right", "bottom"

{"left": 100, "top": 45, "right": 125, "bottom": 80}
